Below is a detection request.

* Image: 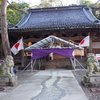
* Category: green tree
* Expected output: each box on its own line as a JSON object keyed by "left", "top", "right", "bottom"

{"left": 77, "top": 0, "right": 92, "bottom": 5}
{"left": 1, "top": 0, "right": 11, "bottom": 57}
{"left": 0, "top": 0, "right": 2, "bottom": 4}
{"left": 48, "top": 0, "right": 63, "bottom": 6}
{"left": 34, "top": 0, "right": 63, "bottom": 8}
{"left": 77, "top": 0, "right": 100, "bottom": 20}
{"left": 91, "top": 3, "right": 100, "bottom": 20}
{"left": 7, "top": 2, "right": 32, "bottom": 27}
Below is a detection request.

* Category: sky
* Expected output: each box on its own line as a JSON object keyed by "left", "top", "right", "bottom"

{"left": 9, "top": 0, "right": 99, "bottom": 6}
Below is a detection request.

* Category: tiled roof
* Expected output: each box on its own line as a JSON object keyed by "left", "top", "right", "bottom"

{"left": 9, "top": 5, "right": 100, "bottom": 31}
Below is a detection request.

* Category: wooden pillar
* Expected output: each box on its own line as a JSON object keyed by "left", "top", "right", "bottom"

{"left": 21, "top": 50, "right": 24, "bottom": 67}
{"left": 88, "top": 34, "right": 92, "bottom": 53}
{"left": 90, "top": 39, "right": 92, "bottom": 53}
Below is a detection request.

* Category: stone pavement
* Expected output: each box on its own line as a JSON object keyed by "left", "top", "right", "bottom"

{"left": 0, "top": 70, "right": 88, "bottom": 100}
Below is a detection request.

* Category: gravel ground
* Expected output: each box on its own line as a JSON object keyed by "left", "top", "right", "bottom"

{"left": 72, "top": 69, "right": 100, "bottom": 100}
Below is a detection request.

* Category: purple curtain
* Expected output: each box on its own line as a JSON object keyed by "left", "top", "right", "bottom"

{"left": 31, "top": 48, "right": 74, "bottom": 60}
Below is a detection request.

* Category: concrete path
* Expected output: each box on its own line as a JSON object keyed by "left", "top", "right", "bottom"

{"left": 0, "top": 70, "right": 88, "bottom": 100}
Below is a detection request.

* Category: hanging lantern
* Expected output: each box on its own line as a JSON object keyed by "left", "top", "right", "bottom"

{"left": 28, "top": 42, "right": 32, "bottom": 46}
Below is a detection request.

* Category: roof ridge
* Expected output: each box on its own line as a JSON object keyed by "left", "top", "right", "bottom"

{"left": 28, "top": 5, "right": 88, "bottom": 13}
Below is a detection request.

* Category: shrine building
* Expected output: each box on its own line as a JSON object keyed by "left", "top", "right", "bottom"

{"left": 7, "top": 5, "right": 100, "bottom": 69}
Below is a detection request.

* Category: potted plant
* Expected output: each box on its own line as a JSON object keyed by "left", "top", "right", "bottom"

{"left": 37, "top": 65, "right": 46, "bottom": 70}
{"left": 66, "top": 64, "right": 73, "bottom": 70}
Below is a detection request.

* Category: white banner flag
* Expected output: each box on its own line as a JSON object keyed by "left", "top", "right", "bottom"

{"left": 79, "top": 36, "right": 90, "bottom": 47}
{"left": 11, "top": 38, "right": 24, "bottom": 55}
